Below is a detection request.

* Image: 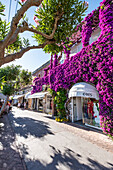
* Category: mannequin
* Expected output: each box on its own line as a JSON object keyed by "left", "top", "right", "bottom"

{"left": 87, "top": 98, "right": 94, "bottom": 124}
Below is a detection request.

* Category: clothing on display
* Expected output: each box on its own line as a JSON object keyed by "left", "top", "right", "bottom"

{"left": 83, "top": 98, "right": 100, "bottom": 127}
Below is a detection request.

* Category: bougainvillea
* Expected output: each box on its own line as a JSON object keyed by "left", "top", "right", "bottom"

{"left": 31, "top": 0, "right": 113, "bottom": 138}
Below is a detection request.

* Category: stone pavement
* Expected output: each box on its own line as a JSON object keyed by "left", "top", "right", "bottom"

{"left": 0, "top": 108, "right": 113, "bottom": 170}
{"left": 44, "top": 114, "right": 113, "bottom": 154}
{"left": 7, "top": 108, "right": 113, "bottom": 170}
{"left": 0, "top": 114, "right": 26, "bottom": 170}
{"left": 57, "top": 121, "right": 113, "bottom": 154}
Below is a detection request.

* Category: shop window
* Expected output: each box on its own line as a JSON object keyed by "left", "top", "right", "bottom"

{"left": 38, "top": 99, "right": 43, "bottom": 111}
{"left": 89, "top": 28, "right": 101, "bottom": 45}
{"left": 83, "top": 98, "right": 100, "bottom": 128}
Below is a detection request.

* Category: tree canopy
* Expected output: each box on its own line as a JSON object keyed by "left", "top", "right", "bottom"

{"left": 0, "top": 65, "right": 32, "bottom": 95}
{"left": 0, "top": 0, "right": 88, "bottom": 66}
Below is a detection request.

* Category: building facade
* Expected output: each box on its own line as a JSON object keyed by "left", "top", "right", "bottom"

{"left": 32, "top": 60, "right": 50, "bottom": 78}
{"left": 13, "top": 85, "right": 32, "bottom": 107}
{"left": 26, "top": 60, "right": 52, "bottom": 114}
{"left": 31, "top": 0, "right": 113, "bottom": 137}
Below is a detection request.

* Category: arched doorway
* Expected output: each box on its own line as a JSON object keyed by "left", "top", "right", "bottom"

{"left": 68, "top": 82, "right": 100, "bottom": 128}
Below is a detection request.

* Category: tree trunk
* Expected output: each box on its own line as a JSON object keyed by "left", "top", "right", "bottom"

{"left": 0, "top": 96, "right": 9, "bottom": 116}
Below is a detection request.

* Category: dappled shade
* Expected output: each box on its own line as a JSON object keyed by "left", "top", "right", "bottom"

{"left": 8, "top": 111, "right": 54, "bottom": 139}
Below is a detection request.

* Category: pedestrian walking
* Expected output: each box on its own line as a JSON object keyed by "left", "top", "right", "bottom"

{"left": 24, "top": 101, "right": 26, "bottom": 109}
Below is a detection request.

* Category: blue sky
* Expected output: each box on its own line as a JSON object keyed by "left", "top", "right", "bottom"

{"left": 1, "top": 0, "right": 102, "bottom": 72}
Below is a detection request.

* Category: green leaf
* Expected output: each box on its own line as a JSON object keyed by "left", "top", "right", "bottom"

{"left": 18, "top": 1, "right": 23, "bottom": 7}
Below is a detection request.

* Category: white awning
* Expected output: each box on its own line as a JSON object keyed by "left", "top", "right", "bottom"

{"left": 25, "top": 92, "right": 31, "bottom": 99}
{"left": 28, "top": 92, "right": 48, "bottom": 99}
{"left": 9, "top": 96, "right": 13, "bottom": 100}
{"left": 0, "top": 93, "right": 6, "bottom": 99}
{"left": 13, "top": 94, "right": 25, "bottom": 99}
{"left": 69, "top": 82, "right": 99, "bottom": 100}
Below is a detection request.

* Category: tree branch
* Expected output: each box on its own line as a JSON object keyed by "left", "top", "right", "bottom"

{"left": 7, "top": 13, "right": 62, "bottom": 46}
{"left": 7, "top": 26, "right": 23, "bottom": 46}
{"left": 1, "top": 0, "right": 43, "bottom": 49}
{"left": 0, "top": 40, "right": 55, "bottom": 66}
{"left": 25, "top": 15, "right": 60, "bottom": 39}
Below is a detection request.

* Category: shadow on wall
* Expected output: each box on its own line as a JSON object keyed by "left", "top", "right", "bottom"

{"left": 8, "top": 111, "right": 54, "bottom": 139}
{"left": 24, "top": 145, "right": 113, "bottom": 170}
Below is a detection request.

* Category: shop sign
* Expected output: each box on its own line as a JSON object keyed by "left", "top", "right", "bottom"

{"left": 82, "top": 92, "right": 93, "bottom": 97}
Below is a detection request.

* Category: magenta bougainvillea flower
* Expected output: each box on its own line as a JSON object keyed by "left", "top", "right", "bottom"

{"left": 31, "top": 0, "right": 113, "bottom": 138}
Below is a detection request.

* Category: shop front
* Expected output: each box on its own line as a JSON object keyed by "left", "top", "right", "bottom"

{"left": 27, "top": 91, "right": 52, "bottom": 113}
{"left": 68, "top": 82, "right": 100, "bottom": 129}
{"left": 46, "top": 95, "right": 52, "bottom": 114}
{"left": 13, "top": 94, "right": 25, "bottom": 107}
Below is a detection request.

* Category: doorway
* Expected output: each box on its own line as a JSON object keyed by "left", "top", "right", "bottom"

{"left": 73, "top": 98, "right": 77, "bottom": 121}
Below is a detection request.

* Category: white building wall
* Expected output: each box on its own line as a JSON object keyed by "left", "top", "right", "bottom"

{"left": 76, "top": 97, "right": 82, "bottom": 120}
{"left": 70, "top": 28, "right": 101, "bottom": 57}
{"left": 89, "top": 28, "right": 101, "bottom": 44}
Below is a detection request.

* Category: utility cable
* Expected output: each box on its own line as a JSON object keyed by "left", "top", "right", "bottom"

{"left": 15, "top": 0, "right": 18, "bottom": 15}
{"left": 8, "top": 0, "right": 12, "bottom": 22}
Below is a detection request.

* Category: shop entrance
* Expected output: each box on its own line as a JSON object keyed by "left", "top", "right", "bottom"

{"left": 38, "top": 99, "right": 43, "bottom": 112}
{"left": 73, "top": 98, "right": 77, "bottom": 121}
{"left": 68, "top": 82, "right": 100, "bottom": 128}
{"left": 73, "top": 97, "right": 82, "bottom": 121}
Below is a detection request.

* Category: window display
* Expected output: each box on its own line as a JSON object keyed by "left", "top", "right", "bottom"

{"left": 38, "top": 99, "right": 43, "bottom": 111}
{"left": 83, "top": 98, "right": 100, "bottom": 128}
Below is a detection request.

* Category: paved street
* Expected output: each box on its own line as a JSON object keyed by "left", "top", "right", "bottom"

{"left": 8, "top": 107, "right": 113, "bottom": 170}
{"left": 0, "top": 114, "right": 25, "bottom": 170}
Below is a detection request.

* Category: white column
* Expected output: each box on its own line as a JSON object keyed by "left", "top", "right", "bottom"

{"left": 37, "top": 99, "right": 39, "bottom": 110}
{"left": 72, "top": 97, "right": 74, "bottom": 123}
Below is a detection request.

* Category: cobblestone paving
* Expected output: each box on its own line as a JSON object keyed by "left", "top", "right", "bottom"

{"left": 0, "top": 115, "right": 26, "bottom": 170}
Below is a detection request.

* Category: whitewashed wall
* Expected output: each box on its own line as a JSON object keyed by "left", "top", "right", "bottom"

{"left": 70, "top": 28, "right": 101, "bottom": 57}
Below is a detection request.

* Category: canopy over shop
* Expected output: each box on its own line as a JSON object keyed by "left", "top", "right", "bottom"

{"left": 68, "top": 82, "right": 100, "bottom": 128}
{"left": 25, "top": 91, "right": 52, "bottom": 113}
{"left": 28, "top": 92, "right": 48, "bottom": 99}
{"left": 24, "top": 92, "right": 31, "bottom": 99}
{"left": 13, "top": 94, "right": 25, "bottom": 106}
{"left": 13, "top": 94, "right": 25, "bottom": 99}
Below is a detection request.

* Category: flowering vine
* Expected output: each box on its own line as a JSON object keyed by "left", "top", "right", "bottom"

{"left": 31, "top": 0, "right": 113, "bottom": 138}
{"left": 53, "top": 53, "right": 58, "bottom": 68}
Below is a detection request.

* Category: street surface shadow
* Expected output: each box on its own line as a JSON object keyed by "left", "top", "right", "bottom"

{"left": 0, "top": 115, "right": 24, "bottom": 169}
{"left": 64, "top": 122, "right": 103, "bottom": 134}
{"left": 44, "top": 115, "right": 55, "bottom": 120}
{"left": 24, "top": 145, "right": 112, "bottom": 170}
{"left": 44, "top": 115, "right": 103, "bottom": 134}
{"left": 107, "top": 162, "right": 113, "bottom": 167}
{"left": 8, "top": 112, "right": 54, "bottom": 139}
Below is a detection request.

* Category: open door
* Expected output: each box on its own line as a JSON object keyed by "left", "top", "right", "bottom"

{"left": 73, "top": 98, "right": 77, "bottom": 121}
